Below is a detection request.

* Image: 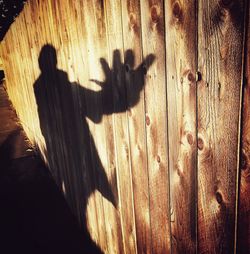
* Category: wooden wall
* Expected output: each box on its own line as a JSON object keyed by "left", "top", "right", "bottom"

{"left": 0, "top": 0, "right": 249, "bottom": 253}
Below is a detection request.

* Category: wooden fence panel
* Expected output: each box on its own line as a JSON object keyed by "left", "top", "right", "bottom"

{"left": 71, "top": 1, "right": 101, "bottom": 246}
{"left": 197, "top": 0, "right": 245, "bottom": 253}
{"left": 0, "top": 0, "right": 249, "bottom": 253}
{"left": 140, "top": 0, "right": 171, "bottom": 253}
{"left": 122, "top": 0, "right": 152, "bottom": 252}
{"left": 120, "top": 1, "right": 145, "bottom": 253}
{"left": 102, "top": 0, "right": 128, "bottom": 253}
{"left": 82, "top": 1, "right": 109, "bottom": 252}
{"left": 165, "top": 0, "right": 197, "bottom": 253}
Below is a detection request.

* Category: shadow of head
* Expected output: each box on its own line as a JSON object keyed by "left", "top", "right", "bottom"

{"left": 38, "top": 44, "right": 57, "bottom": 73}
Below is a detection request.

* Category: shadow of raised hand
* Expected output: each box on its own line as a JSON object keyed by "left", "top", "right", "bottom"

{"left": 90, "top": 49, "right": 155, "bottom": 114}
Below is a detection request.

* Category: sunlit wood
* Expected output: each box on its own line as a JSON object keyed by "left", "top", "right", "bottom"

{"left": 0, "top": 0, "right": 248, "bottom": 253}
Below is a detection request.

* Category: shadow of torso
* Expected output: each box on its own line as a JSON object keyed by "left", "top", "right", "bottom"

{"left": 34, "top": 68, "right": 115, "bottom": 253}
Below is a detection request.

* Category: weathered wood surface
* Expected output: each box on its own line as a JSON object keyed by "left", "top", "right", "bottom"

{"left": 238, "top": 4, "right": 250, "bottom": 253}
{"left": 120, "top": 1, "right": 146, "bottom": 253}
{"left": 165, "top": 0, "right": 197, "bottom": 253}
{"left": 140, "top": 1, "right": 171, "bottom": 254}
{"left": 197, "top": 0, "right": 246, "bottom": 253}
{"left": 0, "top": 0, "right": 249, "bottom": 253}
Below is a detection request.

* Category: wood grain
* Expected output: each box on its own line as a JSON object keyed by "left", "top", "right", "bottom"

{"left": 140, "top": 0, "right": 171, "bottom": 253}
{"left": 102, "top": 1, "right": 126, "bottom": 253}
{"left": 165, "top": 0, "right": 197, "bottom": 253}
{"left": 238, "top": 3, "right": 250, "bottom": 253}
{"left": 197, "top": 0, "right": 245, "bottom": 253}
{"left": 82, "top": 1, "right": 108, "bottom": 251}
{"left": 0, "top": 0, "right": 249, "bottom": 253}
{"left": 119, "top": 1, "right": 146, "bottom": 253}
{"left": 123, "top": 0, "right": 152, "bottom": 253}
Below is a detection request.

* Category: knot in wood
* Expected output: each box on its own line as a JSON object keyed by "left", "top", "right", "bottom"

{"left": 187, "top": 133, "right": 194, "bottom": 145}
{"left": 172, "top": 1, "right": 183, "bottom": 23}
{"left": 150, "top": 5, "right": 160, "bottom": 23}
{"left": 146, "top": 115, "right": 150, "bottom": 126}
{"left": 187, "top": 72, "right": 195, "bottom": 83}
{"left": 156, "top": 155, "right": 161, "bottom": 163}
{"left": 129, "top": 13, "right": 137, "bottom": 27}
{"left": 197, "top": 138, "right": 204, "bottom": 150}
{"left": 196, "top": 71, "right": 202, "bottom": 82}
{"left": 215, "top": 192, "right": 223, "bottom": 204}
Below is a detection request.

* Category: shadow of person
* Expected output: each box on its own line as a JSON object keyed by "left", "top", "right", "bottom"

{"left": 34, "top": 44, "right": 155, "bottom": 253}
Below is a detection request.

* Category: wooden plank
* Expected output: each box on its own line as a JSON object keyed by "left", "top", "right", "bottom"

{"left": 119, "top": 1, "right": 149, "bottom": 253}
{"left": 197, "top": 1, "right": 245, "bottom": 253}
{"left": 120, "top": 1, "right": 152, "bottom": 253}
{"left": 81, "top": 1, "right": 109, "bottom": 252}
{"left": 140, "top": 1, "right": 171, "bottom": 253}
{"left": 238, "top": 4, "right": 250, "bottom": 253}
{"left": 94, "top": 1, "right": 125, "bottom": 253}
{"left": 165, "top": 0, "right": 197, "bottom": 253}
{"left": 1, "top": 0, "right": 250, "bottom": 253}
{"left": 67, "top": 1, "right": 102, "bottom": 246}
{"left": 102, "top": 1, "right": 143, "bottom": 254}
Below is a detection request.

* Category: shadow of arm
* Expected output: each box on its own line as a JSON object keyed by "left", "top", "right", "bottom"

{"left": 85, "top": 50, "right": 155, "bottom": 122}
